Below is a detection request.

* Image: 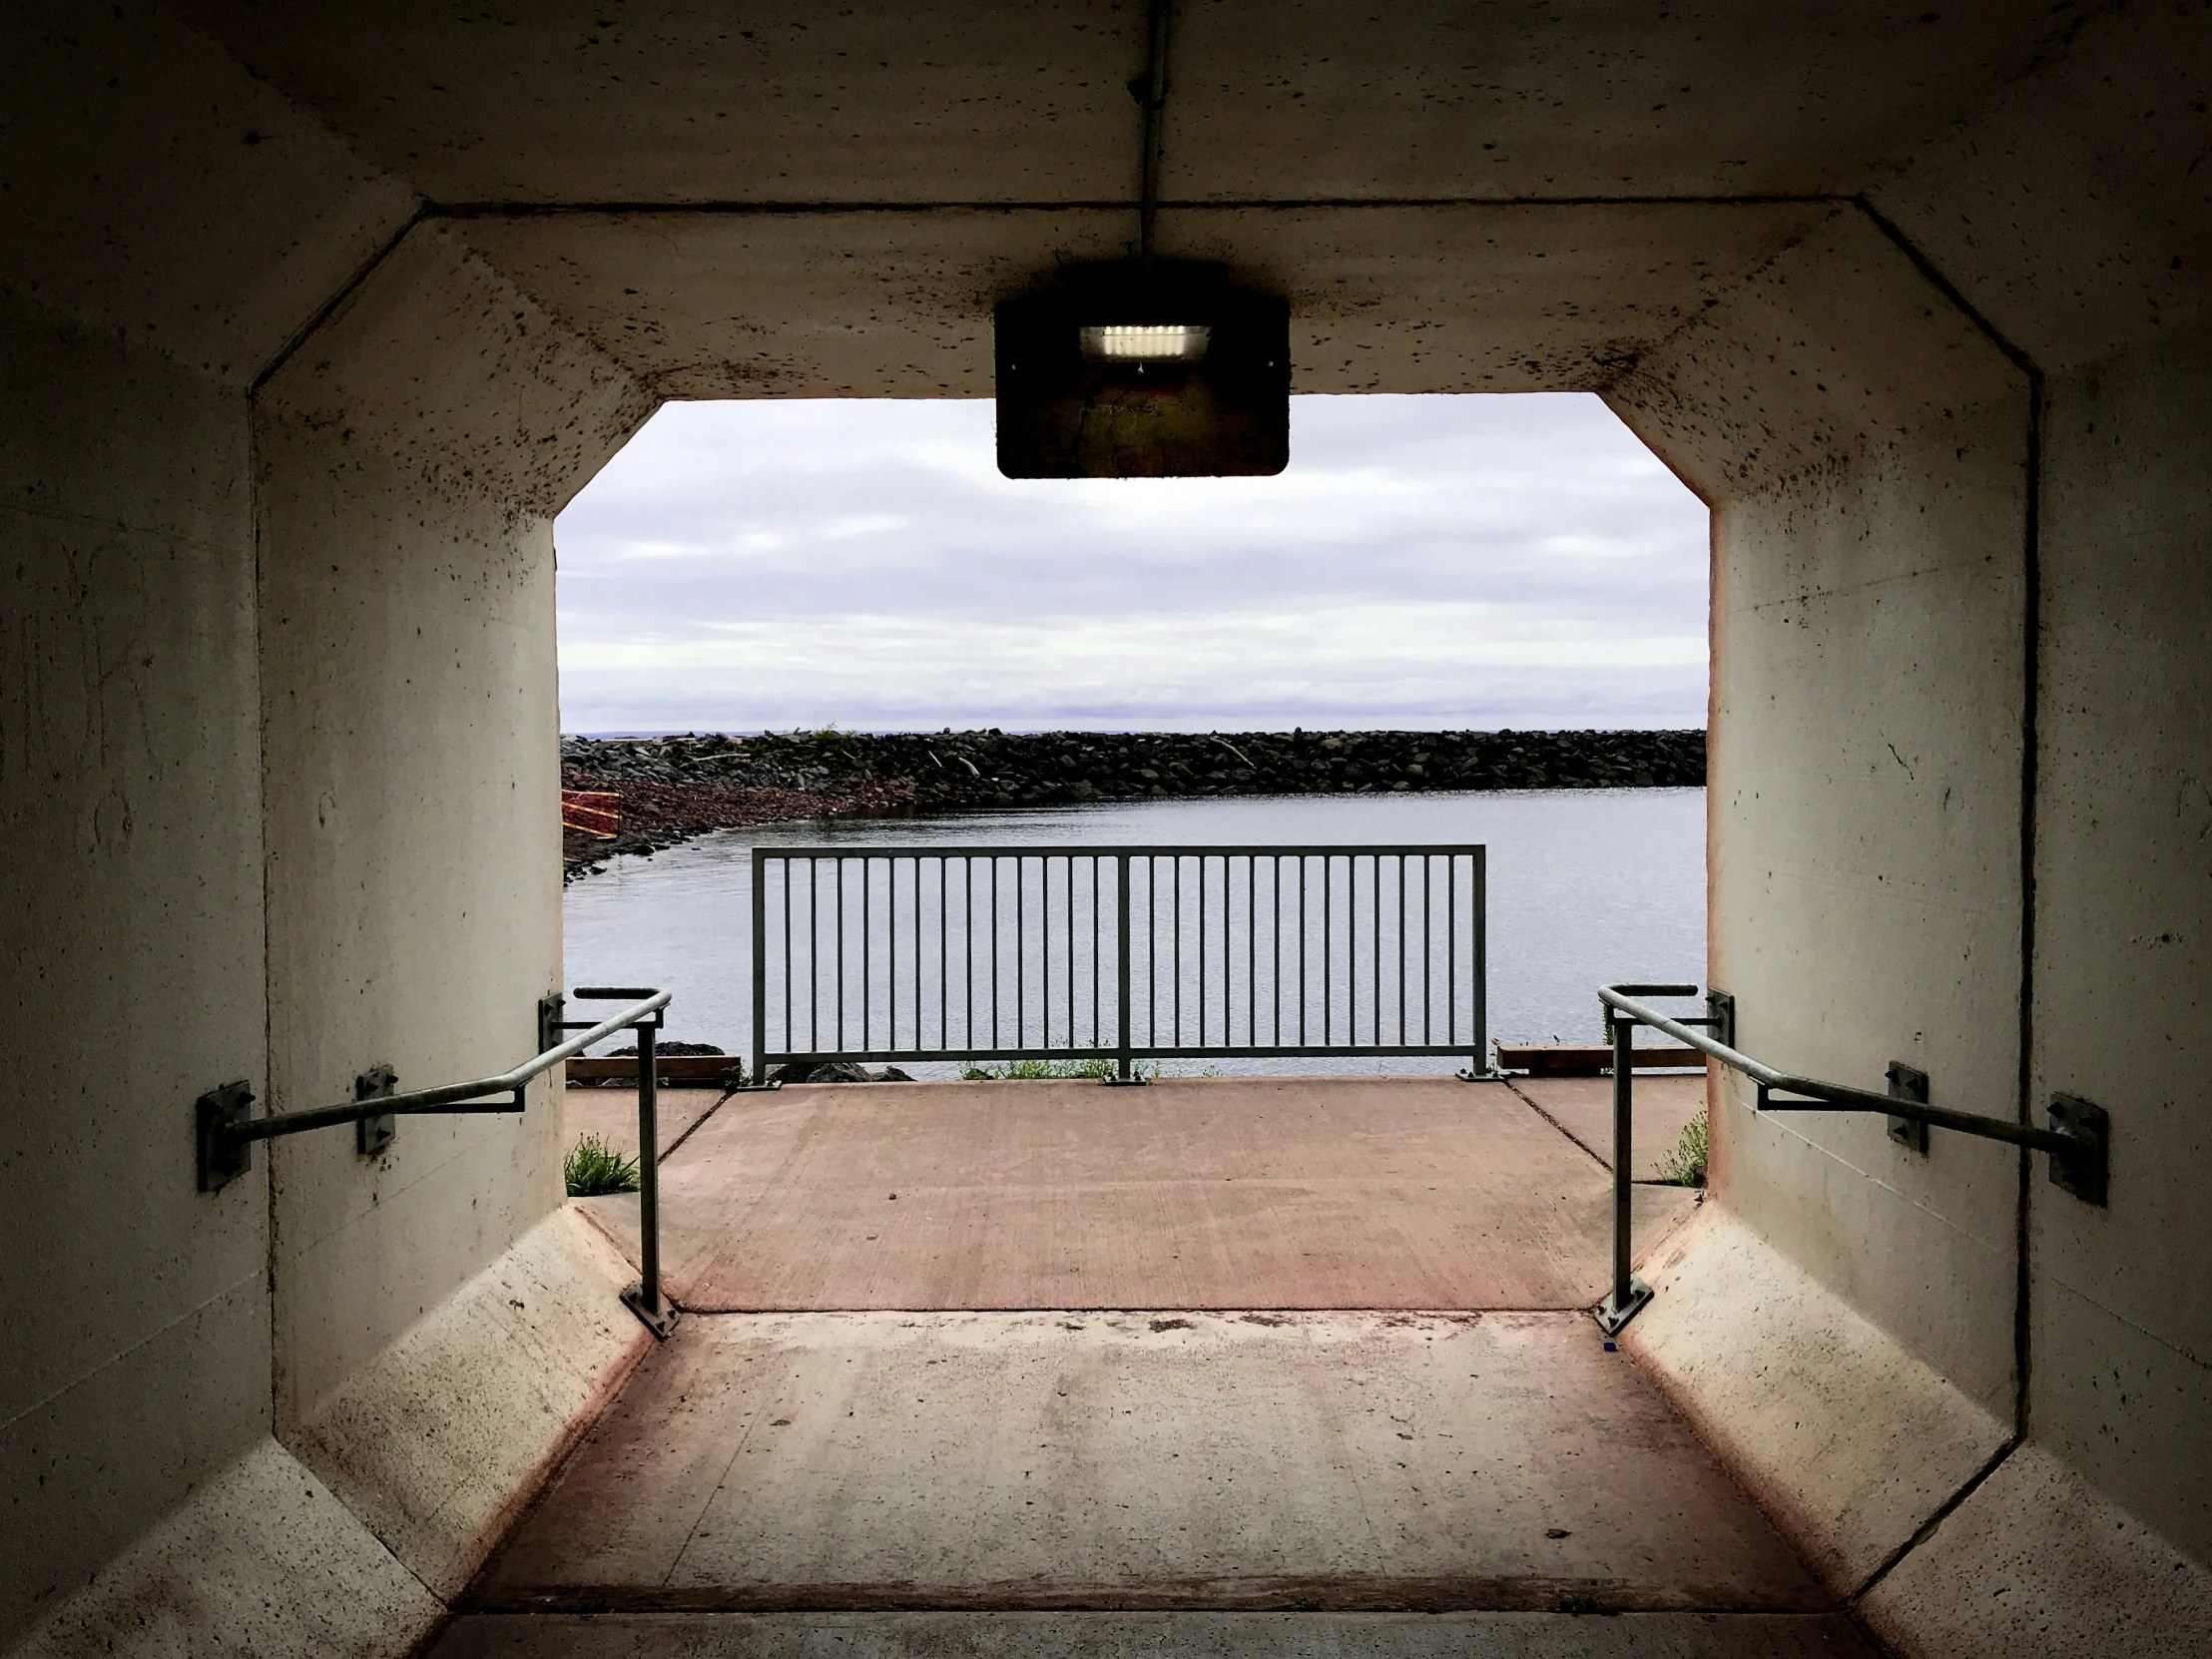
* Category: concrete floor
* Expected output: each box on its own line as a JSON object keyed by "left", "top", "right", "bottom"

{"left": 470, "top": 1310, "right": 1819, "bottom": 1615}
{"left": 575, "top": 1077, "right": 1697, "bottom": 1311}
{"left": 457, "top": 1076, "right": 1856, "bottom": 1656}
{"left": 565, "top": 1086, "right": 729, "bottom": 1166}
{"left": 1507, "top": 1073, "right": 1708, "bottom": 1182}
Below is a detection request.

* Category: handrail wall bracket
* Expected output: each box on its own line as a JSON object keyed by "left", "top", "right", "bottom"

{"left": 195, "top": 1081, "right": 255, "bottom": 1194}
{"left": 356, "top": 1065, "right": 398, "bottom": 1158}
{"left": 1887, "top": 1062, "right": 1932, "bottom": 1156}
{"left": 2046, "top": 1093, "right": 2109, "bottom": 1207}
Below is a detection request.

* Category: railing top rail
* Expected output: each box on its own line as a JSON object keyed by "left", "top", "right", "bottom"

{"left": 1600, "top": 982, "right": 1798, "bottom": 1090}
{"left": 754, "top": 843, "right": 1486, "bottom": 860}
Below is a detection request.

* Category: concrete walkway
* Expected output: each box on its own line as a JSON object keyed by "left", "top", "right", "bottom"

{"left": 444, "top": 1075, "right": 1873, "bottom": 1655}
{"left": 575, "top": 1077, "right": 1697, "bottom": 1310}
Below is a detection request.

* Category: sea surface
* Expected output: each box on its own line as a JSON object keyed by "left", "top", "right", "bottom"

{"left": 563, "top": 789, "right": 1704, "bottom": 1077}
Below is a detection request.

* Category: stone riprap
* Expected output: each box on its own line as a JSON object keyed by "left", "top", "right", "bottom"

{"left": 560, "top": 728, "right": 1704, "bottom": 875}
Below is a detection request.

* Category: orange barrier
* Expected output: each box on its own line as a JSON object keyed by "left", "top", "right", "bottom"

{"left": 562, "top": 790, "right": 620, "bottom": 838}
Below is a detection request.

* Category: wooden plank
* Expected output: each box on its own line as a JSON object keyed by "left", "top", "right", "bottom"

{"left": 566, "top": 1055, "right": 743, "bottom": 1083}
{"left": 1494, "top": 1043, "right": 1705, "bottom": 1077}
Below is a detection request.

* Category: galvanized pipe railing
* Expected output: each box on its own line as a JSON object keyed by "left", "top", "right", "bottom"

{"left": 195, "top": 985, "right": 679, "bottom": 1338}
{"left": 1594, "top": 982, "right": 2110, "bottom": 1335}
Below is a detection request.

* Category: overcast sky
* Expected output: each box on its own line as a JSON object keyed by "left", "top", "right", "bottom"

{"left": 554, "top": 394, "right": 1708, "bottom": 736}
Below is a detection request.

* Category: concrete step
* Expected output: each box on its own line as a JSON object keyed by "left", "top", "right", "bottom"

{"left": 429, "top": 1609, "right": 1880, "bottom": 1656}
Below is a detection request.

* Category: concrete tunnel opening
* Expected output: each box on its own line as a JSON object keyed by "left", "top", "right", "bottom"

{"left": 6, "top": 4, "right": 2211, "bottom": 1656}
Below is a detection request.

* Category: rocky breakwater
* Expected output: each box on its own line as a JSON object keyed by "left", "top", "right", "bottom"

{"left": 562, "top": 728, "right": 1704, "bottom": 875}
{"left": 560, "top": 731, "right": 916, "bottom": 877}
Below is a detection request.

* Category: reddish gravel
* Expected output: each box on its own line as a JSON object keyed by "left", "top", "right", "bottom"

{"left": 562, "top": 768, "right": 917, "bottom": 878}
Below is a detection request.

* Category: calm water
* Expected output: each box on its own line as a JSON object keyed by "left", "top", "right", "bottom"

{"left": 563, "top": 789, "right": 1704, "bottom": 1077}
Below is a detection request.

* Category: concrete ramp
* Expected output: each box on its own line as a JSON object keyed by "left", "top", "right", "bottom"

{"left": 464, "top": 1311, "right": 1833, "bottom": 1621}
{"left": 578, "top": 1077, "right": 1695, "bottom": 1311}
{"left": 438, "top": 1079, "right": 1865, "bottom": 1654}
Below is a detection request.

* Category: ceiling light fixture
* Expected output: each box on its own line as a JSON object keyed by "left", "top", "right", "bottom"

{"left": 993, "top": 0, "right": 1289, "bottom": 477}
{"left": 1079, "top": 323, "right": 1212, "bottom": 363}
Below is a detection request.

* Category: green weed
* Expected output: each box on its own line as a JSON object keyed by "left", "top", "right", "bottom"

{"left": 564, "top": 1133, "right": 641, "bottom": 1197}
{"left": 1657, "top": 1108, "right": 1709, "bottom": 1187}
{"left": 959, "top": 1055, "right": 1222, "bottom": 1081}
{"left": 962, "top": 1055, "right": 1138, "bottom": 1081}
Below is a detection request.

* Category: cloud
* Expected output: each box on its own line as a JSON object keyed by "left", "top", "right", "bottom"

{"left": 555, "top": 393, "right": 1708, "bottom": 733}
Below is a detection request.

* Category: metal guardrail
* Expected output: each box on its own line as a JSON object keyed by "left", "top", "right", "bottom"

{"left": 1593, "top": 982, "right": 2111, "bottom": 1335}
{"left": 752, "top": 845, "right": 1486, "bottom": 1083}
{"left": 195, "top": 985, "right": 679, "bottom": 1338}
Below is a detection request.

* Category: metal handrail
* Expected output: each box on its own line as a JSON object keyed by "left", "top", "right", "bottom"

{"left": 223, "top": 989, "right": 670, "bottom": 1145}
{"left": 1592, "top": 982, "right": 2109, "bottom": 1335}
{"left": 194, "top": 985, "right": 680, "bottom": 1338}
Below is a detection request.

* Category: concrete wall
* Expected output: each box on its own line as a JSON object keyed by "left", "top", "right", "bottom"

{"left": 1860, "top": 2, "right": 2212, "bottom": 1571}
{"left": 1612, "top": 198, "right": 2032, "bottom": 1407}
{"left": 2026, "top": 322, "right": 2212, "bottom": 1565}
{"left": 0, "top": 285, "right": 273, "bottom": 1640}
{"left": 256, "top": 223, "right": 649, "bottom": 1429}
{"left": 1610, "top": 6, "right": 2212, "bottom": 1639}
{"left": 0, "top": 7, "right": 410, "bottom": 1636}
{"left": 0, "top": 9, "right": 647, "bottom": 1642}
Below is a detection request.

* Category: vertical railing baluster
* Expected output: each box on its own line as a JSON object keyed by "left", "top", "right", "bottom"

{"left": 1116, "top": 852, "right": 1134, "bottom": 1081}
{"left": 1473, "top": 848, "right": 1487, "bottom": 1069}
{"left": 1171, "top": 855, "right": 1181, "bottom": 1049}
{"left": 752, "top": 849, "right": 770, "bottom": 1087}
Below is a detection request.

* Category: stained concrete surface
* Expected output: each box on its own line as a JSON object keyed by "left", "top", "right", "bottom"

{"left": 565, "top": 1087, "right": 729, "bottom": 1166}
{"left": 470, "top": 1311, "right": 1826, "bottom": 1617}
{"left": 285, "top": 1209, "right": 654, "bottom": 1600}
{"left": 429, "top": 1610, "right": 1881, "bottom": 1657}
{"left": 576, "top": 1078, "right": 1696, "bottom": 1312}
{"left": 1505, "top": 1074, "right": 1708, "bottom": 1182}
{"left": 10, "top": 1438, "right": 442, "bottom": 1659}
{"left": 1621, "top": 1206, "right": 2010, "bottom": 1595}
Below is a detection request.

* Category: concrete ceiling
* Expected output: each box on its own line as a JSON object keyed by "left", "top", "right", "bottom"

{"left": 173, "top": 2, "right": 2089, "bottom": 398}
{"left": 183, "top": 2, "right": 2074, "bottom": 206}
{"left": 453, "top": 201, "right": 1834, "bottom": 396}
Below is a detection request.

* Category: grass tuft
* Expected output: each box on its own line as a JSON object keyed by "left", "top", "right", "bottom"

{"left": 959, "top": 1056, "right": 1225, "bottom": 1081}
{"left": 564, "top": 1132, "right": 641, "bottom": 1197}
{"left": 962, "top": 1055, "right": 1138, "bottom": 1081}
{"left": 1657, "top": 1108, "right": 1709, "bottom": 1187}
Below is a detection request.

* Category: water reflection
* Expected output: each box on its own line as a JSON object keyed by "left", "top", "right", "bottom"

{"left": 564, "top": 789, "right": 1704, "bottom": 1078}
